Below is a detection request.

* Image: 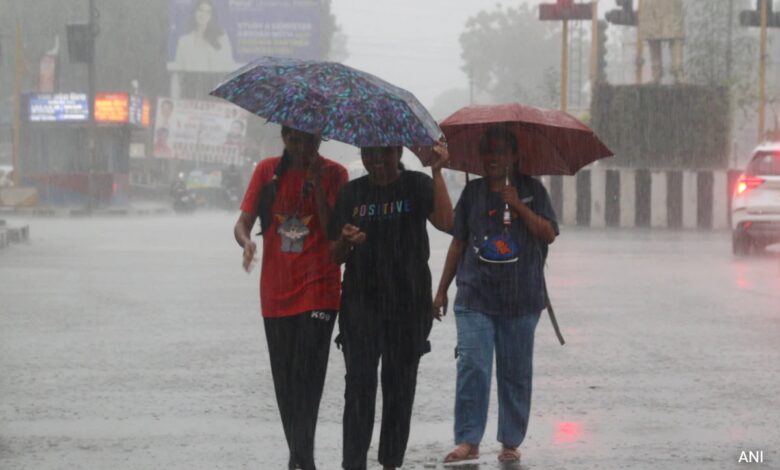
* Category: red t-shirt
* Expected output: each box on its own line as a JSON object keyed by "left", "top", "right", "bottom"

{"left": 240, "top": 155, "right": 348, "bottom": 318}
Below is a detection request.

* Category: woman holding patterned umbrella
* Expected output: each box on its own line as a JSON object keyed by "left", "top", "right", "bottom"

{"left": 329, "top": 143, "right": 452, "bottom": 470}
{"left": 234, "top": 125, "right": 347, "bottom": 470}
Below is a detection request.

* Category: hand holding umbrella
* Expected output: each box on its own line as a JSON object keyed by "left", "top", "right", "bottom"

{"left": 502, "top": 167, "right": 513, "bottom": 226}
{"left": 424, "top": 141, "right": 450, "bottom": 172}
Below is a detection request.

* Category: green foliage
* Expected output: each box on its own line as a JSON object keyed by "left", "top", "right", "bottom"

{"left": 684, "top": 0, "right": 764, "bottom": 126}
{"left": 459, "top": 3, "right": 561, "bottom": 107}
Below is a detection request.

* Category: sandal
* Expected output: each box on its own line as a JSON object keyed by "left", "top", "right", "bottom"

{"left": 497, "top": 446, "right": 521, "bottom": 463}
{"left": 444, "top": 443, "right": 479, "bottom": 463}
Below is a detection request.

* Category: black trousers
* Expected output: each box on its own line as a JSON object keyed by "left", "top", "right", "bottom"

{"left": 338, "top": 309, "right": 432, "bottom": 470}
{"left": 264, "top": 310, "right": 337, "bottom": 470}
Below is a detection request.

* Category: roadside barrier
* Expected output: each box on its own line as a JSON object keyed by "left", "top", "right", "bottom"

{"left": 542, "top": 168, "right": 735, "bottom": 229}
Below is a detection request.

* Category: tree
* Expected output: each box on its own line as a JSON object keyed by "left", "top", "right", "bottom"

{"left": 321, "top": 0, "right": 347, "bottom": 61}
{"left": 685, "top": 0, "right": 755, "bottom": 86}
{"left": 684, "top": 0, "right": 780, "bottom": 142}
{"left": 459, "top": 3, "right": 561, "bottom": 107}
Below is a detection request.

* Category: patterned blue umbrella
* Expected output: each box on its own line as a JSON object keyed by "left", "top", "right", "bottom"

{"left": 210, "top": 56, "right": 441, "bottom": 148}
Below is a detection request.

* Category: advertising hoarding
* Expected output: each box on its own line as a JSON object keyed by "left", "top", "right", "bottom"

{"left": 28, "top": 93, "right": 89, "bottom": 122}
{"left": 95, "top": 93, "right": 130, "bottom": 123}
{"left": 153, "top": 97, "right": 247, "bottom": 165}
{"left": 167, "top": 0, "right": 325, "bottom": 73}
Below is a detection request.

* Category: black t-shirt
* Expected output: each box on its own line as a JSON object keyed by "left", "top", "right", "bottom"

{"left": 329, "top": 171, "right": 434, "bottom": 319}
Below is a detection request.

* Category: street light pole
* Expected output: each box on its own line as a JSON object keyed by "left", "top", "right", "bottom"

{"left": 590, "top": 1, "right": 599, "bottom": 98}
{"left": 540, "top": 0, "right": 594, "bottom": 112}
{"left": 86, "top": 0, "right": 98, "bottom": 211}
{"left": 561, "top": 19, "right": 569, "bottom": 112}
{"left": 635, "top": 0, "right": 643, "bottom": 85}
{"left": 758, "top": 0, "right": 767, "bottom": 142}
{"left": 12, "top": 22, "right": 23, "bottom": 188}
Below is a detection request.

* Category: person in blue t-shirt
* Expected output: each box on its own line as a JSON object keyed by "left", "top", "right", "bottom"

{"left": 432, "top": 125, "right": 558, "bottom": 465}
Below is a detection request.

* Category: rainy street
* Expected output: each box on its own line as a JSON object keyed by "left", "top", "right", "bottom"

{"left": 1, "top": 212, "right": 778, "bottom": 470}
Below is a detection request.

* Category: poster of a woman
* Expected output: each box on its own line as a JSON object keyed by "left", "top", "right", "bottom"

{"left": 169, "top": 0, "right": 238, "bottom": 73}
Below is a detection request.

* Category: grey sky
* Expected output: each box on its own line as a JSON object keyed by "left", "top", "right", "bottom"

{"left": 332, "top": 0, "right": 540, "bottom": 108}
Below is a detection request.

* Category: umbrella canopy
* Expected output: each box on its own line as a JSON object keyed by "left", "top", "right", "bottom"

{"left": 417, "top": 103, "right": 613, "bottom": 176}
{"left": 210, "top": 56, "right": 441, "bottom": 148}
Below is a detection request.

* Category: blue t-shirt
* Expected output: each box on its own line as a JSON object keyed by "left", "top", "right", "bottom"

{"left": 452, "top": 175, "right": 559, "bottom": 316}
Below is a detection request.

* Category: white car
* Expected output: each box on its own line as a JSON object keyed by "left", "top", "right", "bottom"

{"left": 731, "top": 142, "right": 780, "bottom": 255}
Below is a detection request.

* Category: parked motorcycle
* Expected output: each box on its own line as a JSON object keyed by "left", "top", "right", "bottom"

{"left": 170, "top": 176, "right": 196, "bottom": 213}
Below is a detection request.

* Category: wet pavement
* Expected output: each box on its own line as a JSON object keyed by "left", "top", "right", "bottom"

{"left": 1, "top": 212, "right": 778, "bottom": 469}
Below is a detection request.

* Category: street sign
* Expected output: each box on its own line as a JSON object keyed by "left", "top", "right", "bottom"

{"left": 539, "top": 1, "right": 593, "bottom": 21}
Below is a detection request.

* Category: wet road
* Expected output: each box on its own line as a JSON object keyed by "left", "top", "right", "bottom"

{"left": 1, "top": 212, "right": 778, "bottom": 469}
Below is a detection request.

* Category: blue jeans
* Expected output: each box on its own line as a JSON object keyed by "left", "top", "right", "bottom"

{"left": 453, "top": 304, "right": 540, "bottom": 448}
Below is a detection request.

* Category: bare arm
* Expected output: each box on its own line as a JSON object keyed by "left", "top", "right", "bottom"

{"left": 428, "top": 168, "right": 454, "bottom": 232}
{"left": 501, "top": 187, "right": 557, "bottom": 244}
{"left": 432, "top": 238, "right": 466, "bottom": 319}
{"left": 513, "top": 202, "right": 556, "bottom": 244}
{"left": 234, "top": 211, "right": 258, "bottom": 271}
{"left": 424, "top": 143, "right": 453, "bottom": 232}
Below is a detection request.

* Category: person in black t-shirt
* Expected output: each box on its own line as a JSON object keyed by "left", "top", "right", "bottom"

{"left": 329, "top": 144, "right": 452, "bottom": 470}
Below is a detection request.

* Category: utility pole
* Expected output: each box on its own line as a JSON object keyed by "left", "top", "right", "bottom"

{"left": 540, "top": 0, "right": 594, "bottom": 112}
{"left": 740, "top": 0, "right": 780, "bottom": 143}
{"left": 726, "top": 0, "right": 734, "bottom": 83}
{"left": 12, "top": 22, "right": 23, "bottom": 188}
{"left": 635, "top": 0, "right": 643, "bottom": 84}
{"left": 590, "top": 1, "right": 599, "bottom": 97}
{"left": 758, "top": 0, "right": 767, "bottom": 143}
{"left": 87, "top": 0, "right": 98, "bottom": 210}
{"left": 562, "top": 19, "right": 569, "bottom": 111}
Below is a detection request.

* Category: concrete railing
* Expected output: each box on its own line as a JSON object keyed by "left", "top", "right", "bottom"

{"left": 541, "top": 169, "right": 737, "bottom": 230}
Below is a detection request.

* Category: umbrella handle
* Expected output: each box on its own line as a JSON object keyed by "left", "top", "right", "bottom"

{"left": 503, "top": 167, "right": 512, "bottom": 226}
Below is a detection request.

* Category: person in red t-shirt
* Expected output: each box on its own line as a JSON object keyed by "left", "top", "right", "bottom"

{"left": 234, "top": 126, "right": 347, "bottom": 470}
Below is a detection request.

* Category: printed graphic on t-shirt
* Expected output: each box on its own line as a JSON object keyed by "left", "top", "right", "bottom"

{"left": 275, "top": 214, "right": 312, "bottom": 253}
{"left": 351, "top": 199, "right": 412, "bottom": 221}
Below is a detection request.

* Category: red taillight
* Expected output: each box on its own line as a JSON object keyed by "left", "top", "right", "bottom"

{"left": 736, "top": 174, "right": 764, "bottom": 195}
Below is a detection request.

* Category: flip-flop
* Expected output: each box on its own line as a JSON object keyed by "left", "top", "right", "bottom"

{"left": 497, "top": 447, "right": 521, "bottom": 463}
{"left": 444, "top": 443, "right": 479, "bottom": 463}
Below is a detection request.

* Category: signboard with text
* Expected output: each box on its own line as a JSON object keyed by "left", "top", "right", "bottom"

{"left": 153, "top": 97, "right": 248, "bottom": 165}
{"left": 167, "top": 0, "right": 325, "bottom": 73}
{"left": 28, "top": 93, "right": 89, "bottom": 122}
{"left": 95, "top": 93, "right": 130, "bottom": 123}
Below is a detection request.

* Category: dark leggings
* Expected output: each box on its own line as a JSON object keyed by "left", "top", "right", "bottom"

{"left": 264, "top": 310, "right": 336, "bottom": 470}
{"left": 338, "top": 310, "right": 432, "bottom": 470}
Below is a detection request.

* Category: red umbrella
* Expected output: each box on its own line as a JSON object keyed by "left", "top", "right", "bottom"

{"left": 416, "top": 103, "right": 613, "bottom": 176}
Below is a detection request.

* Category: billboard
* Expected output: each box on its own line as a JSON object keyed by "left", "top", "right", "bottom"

{"left": 153, "top": 97, "right": 248, "bottom": 165}
{"left": 28, "top": 93, "right": 89, "bottom": 122}
{"left": 128, "top": 95, "right": 151, "bottom": 128}
{"left": 167, "top": 0, "right": 325, "bottom": 73}
{"left": 95, "top": 93, "right": 130, "bottom": 123}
